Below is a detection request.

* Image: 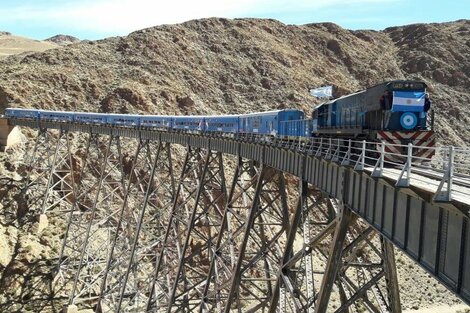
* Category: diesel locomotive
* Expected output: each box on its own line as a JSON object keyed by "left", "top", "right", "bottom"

{"left": 311, "top": 80, "right": 435, "bottom": 160}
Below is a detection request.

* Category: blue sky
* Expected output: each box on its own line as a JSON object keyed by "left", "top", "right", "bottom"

{"left": 0, "top": 0, "right": 468, "bottom": 40}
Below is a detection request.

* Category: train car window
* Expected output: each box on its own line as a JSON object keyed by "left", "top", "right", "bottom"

{"left": 252, "top": 117, "right": 260, "bottom": 128}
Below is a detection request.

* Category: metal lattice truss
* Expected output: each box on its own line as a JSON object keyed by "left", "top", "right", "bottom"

{"left": 23, "top": 130, "right": 403, "bottom": 313}
{"left": 24, "top": 128, "right": 64, "bottom": 213}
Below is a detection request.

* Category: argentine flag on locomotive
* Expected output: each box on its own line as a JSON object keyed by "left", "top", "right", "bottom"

{"left": 391, "top": 91, "right": 425, "bottom": 112}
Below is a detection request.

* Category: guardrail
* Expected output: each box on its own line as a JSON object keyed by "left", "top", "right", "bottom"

{"left": 231, "top": 132, "right": 470, "bottom": 202}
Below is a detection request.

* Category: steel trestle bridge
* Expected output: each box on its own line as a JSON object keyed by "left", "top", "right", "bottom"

{"left": 4, "top": 116, "right": 470, "bottom": 313}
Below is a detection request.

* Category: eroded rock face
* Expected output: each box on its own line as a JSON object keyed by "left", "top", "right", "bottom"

{"left": 100, "top": 86, "right": 150, "bottom": 113}
{"left": 0, "top": 225, "right": 17, "bottom": 267}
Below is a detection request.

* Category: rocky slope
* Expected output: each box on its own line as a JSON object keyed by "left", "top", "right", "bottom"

{"left": 45, "top": 34, "right": 80, "bottom": 46}
{"left": 0, "top": 18, "right": 468, "bottom": 144}
{"left": 0, "top": 18, "right": 469, "bottom": 311}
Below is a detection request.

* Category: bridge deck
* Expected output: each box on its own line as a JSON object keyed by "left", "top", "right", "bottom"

{"left": 364, "top": 166, "right": 470, "bottom": 209}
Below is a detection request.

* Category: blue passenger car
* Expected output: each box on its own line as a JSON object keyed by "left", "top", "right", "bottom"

{"left": 281, "top": 119, "right": 317, "bottom": 137}
{"left": 40, "top": 110, "right": 75, "bottom": 122}
{"left": 140, "top": 115, "right": 173, "bottom": 129}
{"left": 173, "top": 116, "right": 206, "bottom": 131}
{"left": 205, "top": 116, "right": 239, "bottom": 133}
{"left": 74, "top": 112, "right": 108, "bottom": 124}
{"left": 239, "top": 110, "right": 304, "bottom": 136}
{"left": 107, "top": 114, "right": 140, "bottom": 127}
{"left": 5, "top": 108, "right": 40, "bottom": 119}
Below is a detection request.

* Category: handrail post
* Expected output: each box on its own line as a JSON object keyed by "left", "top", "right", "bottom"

{"left": 447, "top": 146, "right": 454, "bottom": 200}
{"left": 307, "top": 137, "right": 313, "bottom": 154}
{"left": 380, "top": 142, "right": 384, "bottom": 170}
{"left": 372, "top": 142, "right": 384, "bottom": 177}
{"left": 431, "top": 109, "right": 435, "bottom": 131}
{"left": 298, "top": 133, "right": 302, "bottom": 151}
{"left": 325, "top": 138, "right": 332, "bottom": 159}
{"left": 354, "top": 140, "right": 365, "bottom": 171}
{"left": 341, "top": 139, "right": 351, "bottom": 166}
{"left": 362, "top": 140, "right": 366, "bottom": 169}
{"left": 434, "top": 146, "right": 454, "bottom": 201}
{"left": 407, "top": 143, "right": 412, "bottom": 180}
{"left": 396, "top": 143, "right": 412, "bottom": 187}
{"left": 315, "top": 138, "right": 323, "bottom": 157}
{"left": 332, "top": 138, "right": 340, "bottom": 162}
{"left": 404, "top": 142, "right": 412, "bottom": 182}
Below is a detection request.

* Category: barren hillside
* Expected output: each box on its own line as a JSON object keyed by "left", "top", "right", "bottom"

{"left": 0, "top": 18, "right": 468, "bottom": 144}
{"left": 0, "top": 18, "right": 469, "bottom": 312}
{"left": 44, "top": 34, "right": 80, "bottom": 46}
{"left": 0, "top": 33, "right": 59, "bottom": 59}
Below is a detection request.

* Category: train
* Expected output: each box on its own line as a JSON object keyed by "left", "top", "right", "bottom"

{"left": 4, "top": 80, "right": 435, "bottom": 160}
{"left": 4, "top": 108, "right": 306, "bottom": 136}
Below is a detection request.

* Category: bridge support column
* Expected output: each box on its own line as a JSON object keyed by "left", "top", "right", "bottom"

{"left": 56, "top": 133, "right": 129, "bottom": 307}
{"left": 117, "top": 141, "right": 176, "bottom": 312}
{"left": 267, "top": 180, "right": 309, "bottom": 312}
{"left": 311, "top": 203, "right": 403, "bottom": 313}
{"left": 315, "top": 201, "right": 353, "bottom": 313}
{"left": 383, "top": 239, "right": 402, "bottom": 313}
{"left": 222, "top": 165, "right": 291, "bottom": 312}
{"left": 146, "top": 146, "right": 209, "bottom": 311}
{"left": 165, "top": 149, "right": 228, "bottom": 311}
{"left": 38, "top": 130, "right": 76, "bottom": 218}
{"left": 24, "top": 128, "right": 62, "bottom": 214}
{"left": 94, "top": 140, "right": 176, "bottom": 313}
{"left": 96, "top": 138, "right": 150, "bottom": 313}
{"left": 12, "top": 128, "right": 79, "bottom": 305}
{"left": 54, "top": 132, "right": 102, "bottom": 294}
{"left": 258, "top": 185, "right": 403, "bottom": 313}
{"left": 267, "top": 182, "right": 330, "bottom": 313}
{"left": 198, "top": 156, "right": 260, "bottom": 312}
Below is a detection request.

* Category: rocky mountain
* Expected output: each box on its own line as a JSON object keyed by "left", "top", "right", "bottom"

{"left": 44, "top": 34, "right": 80, "bottom": 46}
{"left": 0, "top": 32, "right": 59, "bottom": 60}
{"left": 0, "top": 18, "right": 469, "bottom": 312}
{"left": 0, "top": 18, "right": 468, "bottom": 145}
